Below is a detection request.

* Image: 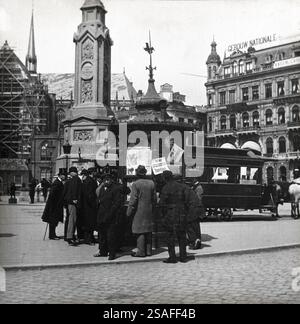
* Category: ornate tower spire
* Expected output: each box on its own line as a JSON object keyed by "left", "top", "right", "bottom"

{"left": 143, "top": 31, "right": 160, "bottom": 100}
{"left": 26, "top": 10, "right": 37, "bottom": 74}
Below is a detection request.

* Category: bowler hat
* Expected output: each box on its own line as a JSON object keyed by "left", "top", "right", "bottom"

{"left": 81, "top": 169, "right": 89, "bottom": 176}
{"left": 136, "top": 165, "right": 147, "bottom": 176}
{"left": 69, "top": 167, "right": 78, "bottom": 174}
{"left": 163, "top": 170, "right": 173, "bottom": 180}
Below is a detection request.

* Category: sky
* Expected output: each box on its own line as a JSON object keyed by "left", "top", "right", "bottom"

{"left": 1, "top": 0, "right": 300, "bottom": 105}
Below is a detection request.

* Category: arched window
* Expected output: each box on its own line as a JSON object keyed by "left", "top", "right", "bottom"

{"left": 239, "top": 60, "right": 244, "bottom": 74}
{"left": 266, "top": 109, "right": 273, "bottom": 126}
{"left": 233, "top": 61, "right": 238, "bottom": 75}
{"left": 267, "top": 166, "right": 274, "bottom": 182}
{"left": 208, "top": 117, "right": 213, "bottom": 132}
{"left": 208, "top": 67, "right": 212, "bottom": 79}
{"left": 266, "top": 138, "right": 274, "bottom": 156}
{"left": 278, "top": 107, "right": 285, "bottom": 124}
{"left": 279, "top": 166, "right": 287, "bottom": 182}
{"left": 230, "top": 114, "right": 236, "bottom": 129}
{"left": 253, "top": 111, "right": 260, "bottom": 127}
{"left": 279, "top": 136, "right": 286, "bottom": 153}
{"left": 213, "top": 66, "right": 217, "bottom": 77}
{"left": 292, "top": 105, "right": 300, "bottom": 122}
{"left": 41, "top": 142, "right": 51, "bottom": 161}
{"left": 242, "top": 112, "right": 250, "bottom": 128}
{"left": 293, "top": 134, "right": 300, "bottom": 151}
{"left": 220, "top": 115, "right": 227, "bottom": 130}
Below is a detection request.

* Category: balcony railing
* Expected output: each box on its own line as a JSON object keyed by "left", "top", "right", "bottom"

{"left": 288, "top": 121, "right": 300, "bottom": 128}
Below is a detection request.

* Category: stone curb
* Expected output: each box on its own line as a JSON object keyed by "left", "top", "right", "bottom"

{"left": 2, "top": 243, "right": 300, "bottom": 271}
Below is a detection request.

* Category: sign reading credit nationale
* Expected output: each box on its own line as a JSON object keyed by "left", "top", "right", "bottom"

{"left": 227, "top": 34, "right": 277, "bottom": 53}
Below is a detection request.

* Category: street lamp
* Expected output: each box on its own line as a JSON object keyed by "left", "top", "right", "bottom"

{"left": 63, "top": 141, "right": 72, "bottom": 172}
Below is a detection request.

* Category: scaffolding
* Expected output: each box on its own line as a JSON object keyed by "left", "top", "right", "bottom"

{"left": 0, "top": 42, "right": 48, "bottom": 160}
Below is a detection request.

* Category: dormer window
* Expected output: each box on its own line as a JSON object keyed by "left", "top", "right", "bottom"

{"left": 239, "top": 61, "right": 245, "bottom": 74}
{"left": 246, "top": 62, "right": 252, "bottom": 72}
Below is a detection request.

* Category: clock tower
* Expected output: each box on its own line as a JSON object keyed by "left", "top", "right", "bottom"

{"left": 58, "top": 0, "right": 114, "bottom": 171}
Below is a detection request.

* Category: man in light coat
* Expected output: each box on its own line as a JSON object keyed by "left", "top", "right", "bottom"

{"left": 127, "top": 165, "right": 157, "bottom": 257}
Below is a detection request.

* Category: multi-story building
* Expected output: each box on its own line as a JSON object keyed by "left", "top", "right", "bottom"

{"left": 205, "top": 36, "right": 300, "bottom": 182}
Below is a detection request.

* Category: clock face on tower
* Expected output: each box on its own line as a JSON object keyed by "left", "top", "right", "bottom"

{"left": 81, "top": 62, "right": 93, "bottom": 80}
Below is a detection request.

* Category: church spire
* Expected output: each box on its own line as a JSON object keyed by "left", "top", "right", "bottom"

{"left": 26, "top": 10, "right": 37, "bottom": 74}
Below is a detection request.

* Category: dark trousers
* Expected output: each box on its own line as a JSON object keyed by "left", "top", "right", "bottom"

{"left": 98, "top": 223, "right": 117, "bottom": 256}
{"left": 49, "top": 224, "right": 57, "bottom": 238}
{"left": 29, "top": 192, "right": 35, "bottom": 204}
{"left": 186, "top": 220, "right": 202, "bottom": 245}
{"left": 64, "top": 207, "right": 69, "bottom": 240}
{"left": 165, "top": 225, "right": 187, "bottom": 261}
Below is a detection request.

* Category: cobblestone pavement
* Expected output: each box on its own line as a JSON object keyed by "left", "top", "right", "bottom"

{"left": 0, "top": 203, "right": 300, "bottom": 267}
{"left": 0, "top": 248, "right": 300, "bottom": 304}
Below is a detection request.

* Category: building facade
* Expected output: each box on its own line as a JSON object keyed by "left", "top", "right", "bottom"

{"left": 205, "top": 37, "right": 300, "bottom": 182}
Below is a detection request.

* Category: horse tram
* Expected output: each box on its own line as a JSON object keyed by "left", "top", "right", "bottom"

{"left": 183, "top": 147, "right": 281, "bottom": 221}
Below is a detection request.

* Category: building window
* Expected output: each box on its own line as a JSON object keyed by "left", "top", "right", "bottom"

{"left": 179, "top": 118, "right": 184, "bottom": 123}
{"left": 188, "top": 119, "right": 194, "bottom": 124}
{"left": 265, "top": 83, "right": 272, "bottom": 99}
{"left": 267, "top": 166, "right": 274, "bottom": 181}
{"left": 266, "top": 138, "right": 274, "bottom": 156}
{"left": 239, "top": 61, "right": 245, "bottom": 74}
{"left": 233, "top": 62, "right": 238, "bottom": 75}
{"left": 246, "top": 62, "right": 252, "bottom": 72}
{"left": 279, "top": 166, "right": 287, "bottom": 182}
{"left": 224, "top": 67, "right": 230, "bottom": 77}
{"left": 229, "top": 90, "right": 235, "bottom": 104}
{"left": 213, "top": 66, "right": 217, "bottom": 77}
{"left": 277, "top": 81, "right": 285, "bottom": 96}
{"left": 292, "top": 106, "right": 300, "bottom": 122}
{"left": 14, "top": 175, "right": 22, "bottom": 186}
{"left": 279, "top": 137, "right": 286, "bottom": 154}
{"left": 278, "top": 52, "right": 285, "bottom": 61}
{"left": 253, "top": 111, "right": 260, "bottom": 127}
{"left": 208, "top": 67, "right": 212, "bottom": 79}
{"left": 242, "top": 112, "right": 250, "bottom": 128}
{"left": 242, "top": 88, "right": 249, "bottom": 101}
{"left": 266, "top": 109, "right": 273, "bottom": 126}
{"left": 208, "top": 117, "right": 213, "bottom": 132}
{"left": 219, "top": 92, "right": 226, "bottom": 105}
{"left": 278, "top": 107, "right": 285, "bottom": 124}
{"left": 230, "top": 114, "right": 236, "bottom": 129}
{"left": 208, "top": 94, "right": 212, "bottom": 106}
{"left": 220, "top": 115, "right": 227, "bottom": 130}
{"left": 41, "top": 142, "right": 51, "bottom": 161}
{"left": 293, "top": 134, "right": 300, "bottom": 151}
{"left": 40, "top": 168, "right": 52, "bottom": 180}
{"left": 292, "top": 79, "right": 299, "bottom": 94}
{"left": 252, "top": 86, "right": 259, "bottom": 100}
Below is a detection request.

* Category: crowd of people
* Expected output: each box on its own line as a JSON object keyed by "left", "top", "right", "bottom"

{"left": 41, "top": 165, "right": 204, "bottom": 263}
{"left": 29, "top": 178, "right": 51, "bottom": 203}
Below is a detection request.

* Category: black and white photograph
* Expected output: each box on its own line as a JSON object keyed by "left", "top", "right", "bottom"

{"left": 0, "top": 0, "right": 300, "bottom": 307}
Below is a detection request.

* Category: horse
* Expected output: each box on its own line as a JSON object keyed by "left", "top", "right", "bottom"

{"left": 289, "top": 183, "right": 300, "bottom": 219}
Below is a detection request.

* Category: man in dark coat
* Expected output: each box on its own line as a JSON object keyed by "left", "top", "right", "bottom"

{"left": 29, "top": 178, "right": 37, "bottom": 204}
{"left": 94, "top": 173, "right": 124, "bottom": 261}
{"left": 159, "top": 171, "right": 190, "bottom": 263}
{"left": 63, "top": 167, "right": 82, "bottom": 246}
{"left": 42, "top": 170, "right": 66, "bottom": 240}
{"left": 80, "top": 169, "right": 97, "bottom": 245}
{"left": 41, "top": 178, "right": 50, "bottom": 202}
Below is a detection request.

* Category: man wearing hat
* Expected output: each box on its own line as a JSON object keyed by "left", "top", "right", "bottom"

{"left": 94, "top": 173, "right": 124, "bottom": 260}
{"left": 42, "top": 169, "right": 66, "bottom": 240}
{"left": 127, "top": 165, "right": 157, "bottom": 258}
{"left": 80, "top": 169, "right": 98, "bottom": 245}
{"left": 159, "top": 170, "right": 190, "bottom": 263}
{"left": 63, "top": 167, "right": 82, "bottom": 246}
